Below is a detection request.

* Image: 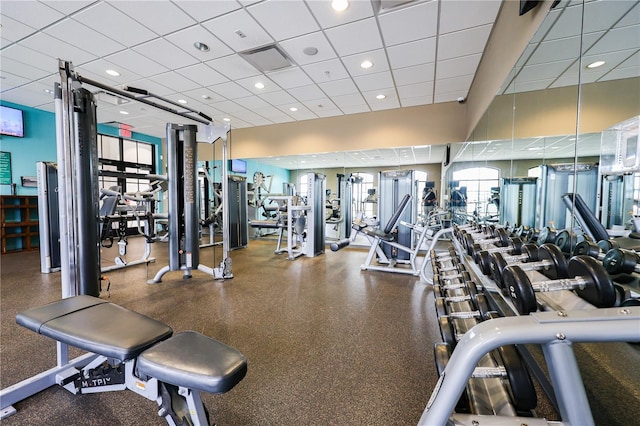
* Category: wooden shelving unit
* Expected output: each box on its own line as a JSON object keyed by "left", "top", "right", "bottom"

{"left": 1, "top": 195, "right": 39, "bottom": 254}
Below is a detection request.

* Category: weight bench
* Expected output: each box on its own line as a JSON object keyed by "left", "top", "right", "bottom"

{"left": 1, "top": 296, "right": 247, "bottom": 425}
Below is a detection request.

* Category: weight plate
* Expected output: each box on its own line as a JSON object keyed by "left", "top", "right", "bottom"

{"left": 496, "top": 345, "right": 537, "bottom": 412}
{"left": 467, "top": 281, "right": 479, "bottom": 297}
{"left": 473, "top": 293, "right": 491, "bottom": 320}
{"left": 433, "top": 343, "right": 472, "bottom": 414}
{"left": 602, "top": 248, "right": 637, "bottom": 275}
{"left": 464, "top": 234, "right": 475, "bottom": 255}
{"left": 503, "top": 265, "right": 537, "bottom": 315}
{"left": 433, "top": 275, "right": 442, "bottom": 287}
{"left": 569, "top": 256, "right": 616, "bottom": 308}
{"left": 435, "top": 297, "right": 447, "bottom": 318}
{"left": 522, "top": 244, "right": 539, "bottom": 262}
{"left": 538, "top": 244, "right": 568, "bottom": 280}
{"left": 597, "top": 239, "right": 618, "bottom": 252}
{"left": 524, "top": 228, "right": 539, "bottom": 243}
{"left": 613, "top": 283, "right": 629, "bottom": 307}
{"left": 491, "top": 252, "right": 509, "bottom": 290}
{"left": 575, "top": 240, "right": 601, "bottom": 258}
{"left": 461, "top": 271, "right": 471, "bottom": 283}
{"left": 554, "top": 230, "right": 574, "bottom": 253}
{"left": 433, "top": 284, "right": 443, "bottom": 298}
{"left": 621, "top": 298, "right": 640, "bottom": 307}
{"left": 510, "top": 237, "right": 524, "bottom": 255}
{"left": 438, "top": 316, "right": 457, "bottom": 348}
{"left": 457, "top": 263, "right": 466, "bottom": 272}
{"left": 478, "top": 251, "right": 492, "bottom": 275}
{"left": 496, "top": 228, "right": 510, "bottom": 247}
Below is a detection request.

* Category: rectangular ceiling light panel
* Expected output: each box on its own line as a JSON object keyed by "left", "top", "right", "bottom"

{"left": 239, "top": 44, "right": 293, "bottom": 73}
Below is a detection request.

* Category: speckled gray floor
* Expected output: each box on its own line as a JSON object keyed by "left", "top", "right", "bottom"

{"left": 1, "top": 237, "right": 638, "bottom": 425}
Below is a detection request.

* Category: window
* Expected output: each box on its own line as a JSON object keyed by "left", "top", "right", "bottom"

{"left": 451, "top": 167, "right": 500, "bottom": 218}
{"left": 351, "top": 173, "right": 376, "bottom": 219}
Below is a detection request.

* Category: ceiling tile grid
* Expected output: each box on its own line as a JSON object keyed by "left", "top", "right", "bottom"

{"left": 1, "top": 0, "right": 632, "bottom": 139}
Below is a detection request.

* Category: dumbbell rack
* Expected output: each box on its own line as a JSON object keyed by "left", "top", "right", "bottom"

{"left": 423, "top": 232, "right": 640, "bottom": 425}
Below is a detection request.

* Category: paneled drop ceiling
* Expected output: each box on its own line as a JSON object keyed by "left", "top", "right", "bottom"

{"left": 1, "top": 0, "right": 502, "bottom": 137}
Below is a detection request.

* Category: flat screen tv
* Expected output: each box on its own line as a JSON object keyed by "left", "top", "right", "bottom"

{"left": 1, "top": 106, "right": 24, "bottom": 137}
{"left": 230, "top": 159, "right": 247, "bottom": 174}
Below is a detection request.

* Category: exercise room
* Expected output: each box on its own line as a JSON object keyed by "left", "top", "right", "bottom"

{"left": 1, "top": 0, "right": 639, "bottom": 425}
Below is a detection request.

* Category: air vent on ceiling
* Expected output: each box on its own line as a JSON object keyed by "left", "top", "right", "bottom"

{"left": 239, "top": 44, "right": 293, "bottom": 73}
{"left": 374, "top": 0, "right": 418, "bottom": 13}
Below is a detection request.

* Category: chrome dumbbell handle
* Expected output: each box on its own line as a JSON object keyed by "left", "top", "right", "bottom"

{"left": 531, "top": 276, "right": 588, "bottom": 292}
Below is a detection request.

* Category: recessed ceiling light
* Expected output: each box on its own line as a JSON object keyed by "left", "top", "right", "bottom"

{"left": 201, "top": 94, "right": 211, "bottom": 100}
{"left": 178, "top": 99, "right": 188, "bottom": 104}
{"left": 290, "top": 107, "right": 298, "bottom": 112}
{"left": 303, "top": 47, "right": 318, "bottom": 56}
{"left": 119, "top": 110, "right": 129, "bottom": 115}
{"left": 376, "top": 94, "right": 386, "bottom": 100}
{"left": 587, "top": 60, "right": 605, "bottom": 69}
{"left": 223, "top": 118, "right": 231, "bottom": 122}
{"left": 193, "top": 41, "right": 210, "bottom": 52}
{"left": 254, "top": 82, "right": 265, "bottom": 89}
{"left": 360, "top": 60, "right": 373, "bottom": 69}
{"left": 43, "top": 89, "right": 53, "bottom": 94}
{"left": 106, "top": 69, "right": 120, "bottom": 77}
{"left": 331, "top": 0, "right": 349, "bottom": 12}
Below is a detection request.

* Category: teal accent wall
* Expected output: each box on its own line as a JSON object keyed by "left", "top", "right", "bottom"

{"left": 0, "top": 101, "right": 162, "bottom": 196}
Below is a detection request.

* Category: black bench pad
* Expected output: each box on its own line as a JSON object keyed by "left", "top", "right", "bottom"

{"left": 16, "top": 295, "right": 173, "bottom": 361}
{"left": 361, "top": 227, "right": 395, "bottom": 242}
{"left": 138, "top": 331, "right": 247, "bottom": 394}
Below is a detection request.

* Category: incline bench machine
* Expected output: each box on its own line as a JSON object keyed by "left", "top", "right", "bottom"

{"left": 1, "top": 296, "right": 247, "bottom": 425}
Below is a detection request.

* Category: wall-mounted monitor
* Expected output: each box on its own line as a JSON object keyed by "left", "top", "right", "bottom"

{"left": 1, "top": 106, "right": 24, "bottom": 137}
{"left": 229, "top": 159, "right": 247, "bottom": 174}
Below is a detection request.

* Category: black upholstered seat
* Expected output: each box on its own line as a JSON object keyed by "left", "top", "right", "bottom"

{"left": 138, "top": 331, "right": 247, "bottom": 394}
{"left": 16, "top": 295, "right": 173, "bottom": 361}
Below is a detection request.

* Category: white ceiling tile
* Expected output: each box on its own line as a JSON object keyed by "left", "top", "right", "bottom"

{"left": 436, "top": 54, "right": 482, "bottom": 80}
{"left": 20, "top": 32, "right": 97, "bottom": 65}
{"left": 258, "top": 90, "right": 297, "bottom": 105}
{"left": 209, "top": 81, "right": 254, "bottom": 99}
{"left": 378, "top": 1, "right": 438, "bottom": 46}
{"left": 339, "top": 104, "right": 370, "bottom": 114}
{"left": 341, "top": 49, "right": 390, "bottom": 76}
{"left": 305, "top": 0, "right": 374, "bottom": 29}
{"left": 149, "top": 71, "right": 200, "bottom": 93}
{"left": 288, "top": 85, "right": 326, "bottom": 101}
{"left": 73, "top": 2, "right": 157, "bottom": 46}
{"left": 0, "top": 72, "right": 31, "bottom": 93}
{"left": 387, "top": 37, "right": 436, "bottom": 68}
{"left": 206, "top": 55, "right": 262, "bottom": 80}
{"left": 618, "top": 49, "right": 640, "bottom": 69}
{"left": 435, "top": 74, "right": 473, "bottom": 95}
{"left": 267, "top": 67, "right": 314, "bottom": 89}
{"left": 392, "top": 63, "right": 435, "bottom": 86}
{"left": 331, "top": 92, "right": 367, "bottom": 108}
{"left": 530, "top": 9, "right": 562, "bottom": 43}
{"left": 247, "top": 0, "right": 319, "bottom": 41}
{"left": 109, "top": 1, "right": 196, "bottom": 36}
{"left": 202, "top": 9, "right": 273, "bottom": 52}
{"left": 515, "top": 43, "right": 537, "bottom": 68}
{"left": 302, "top": 59, "right": 350, "bottom": 83}
{"left": 76, "top": 59, "right": 144, "bottom": 85}
{"left": 302, "top": 97, "right": 337, "bottom": 111}
{"left": 354, "top": 71, "right": 394, "bottom": 92}
{"left": 583, "top": 0, "right": 637, "bottom": 34}
{"left": 437, "top": 24, "right": 492, "bottom": 61}
{"left": 0, "top": 56, "right": 51, "bottom": 81}
{"left": 0, "top": 15, "right": 37, "bottom": 42}
{"left": 1, "top": 38, "right": 12, "bottom": 49}
{"left": 211, "top": 100, "right": 245, "bottom": 113}
{"left": 132, "top": 39, "right": 199, "bottom": 69}
{"left": 362, "top": 88, "right": 399, "bottom": 104}
{"left": 325, "top": 18, "right": 383, "bottom": 56}
{"left": 617, "top": 1, "right": 640, "bottom": 27}
{"left": 314, "top": 108, "right": 344, "bottom": 118}
{"left": 511, "top": 78, "right": 556, "bottom": 93}
{"left": 515, "top": 59, "right": 574, "bottom": 83}
{"left": 586, "top": 25, "right": 640, "bottom": 56}
{"left": 107, "top": 49, "right": 169, "bottom": 77}
{"left": 369, "top": 98, "right": 401, "bottom": 111}
{"left": 236, "top": 75, "right": 281, "bottom": 94}
{"left": 234, "top": 96, "right": 272, "bottom": 109}
{"left": 44, "top": 19, "right": 126, "bottom": 58}
{"left": 278, "top": 105, "right": 316, "bottom": 120}
{"left": 439, "top": 0, "right": 501, "bottom": 35}
{"left": 175, "top": 63, "right": 229, "bottom": 87}
{"left": 1, "top": 1, "right": 64, "bottom": 29}
{"left": 165, "top": 25, "right": 234, "bottom": 62}
{"left": 1, "top": 84, "right": 52, "bottom": 106}
{"left": 279, "top": 32, "right": 337, "bottom": 66}
{"left": 39, "top": 0, "right": 94, "bottom": 15}
{"left": 527, "top": 32, "right": 604, "bottom": 65}
{"left": 598, "top": 64, "right": 640, "bottom": 82}
{"left": 173, "top": 0, "right": 242, "bottom": 21}
{"left": 252, "top": 106, "right": 290, "bottom": 119}
{"left": 397, "top": 81, "right": 432, "bottom": 98}
{"left": 399, "top": 95, "right": 433, "bottom": 107}
{"left": 318, "top": 78, "right": 359, "bottom": 96}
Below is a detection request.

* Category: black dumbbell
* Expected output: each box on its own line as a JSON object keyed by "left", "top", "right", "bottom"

{"left": 429, "top": 248, "right": 457, "bottom": 262}
{"left": 471, "top": 236, "right": 525, "bottom": 263}
{"left": 464, "top": 228, "right": 509, "bottom": 254}
{"left": 433, "top": 261, "right": 463, "bottom": 276}
{"left": 512, "top": 225, "right": 530, "bottom": 239}
{"left": 434, "top": 280, "right": 480, "bottom": 297}
{"left": 434, "top": 342, "right": 537, "bottom": 412}
{"left": 433, "top": 268, "right": 471, "bottom": 284}
{"left": 575, "top": 240, "right": 604, "bottom": 260}
{"left": 536, "top": 226, "right": 557, "bottom": 245}
{"left": 435, "top": 293, "right": 493, "bottom": 321}
{"left": 476, "top": 243, "right": 538, "bottom": 276}
{"left": 503, "top": 255, "right": 616, "bottom": 315}
{"left": 602, "top": 248, "right": 640, "bottom": 275}
{"left": 523, "top": 227, "right": 540, "bottom": 243}
{"left": 614, "top": 283, "right": 640, "bottom": 307}
{"left": 491, "top": 244, "right": 569, "bottom": 291}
